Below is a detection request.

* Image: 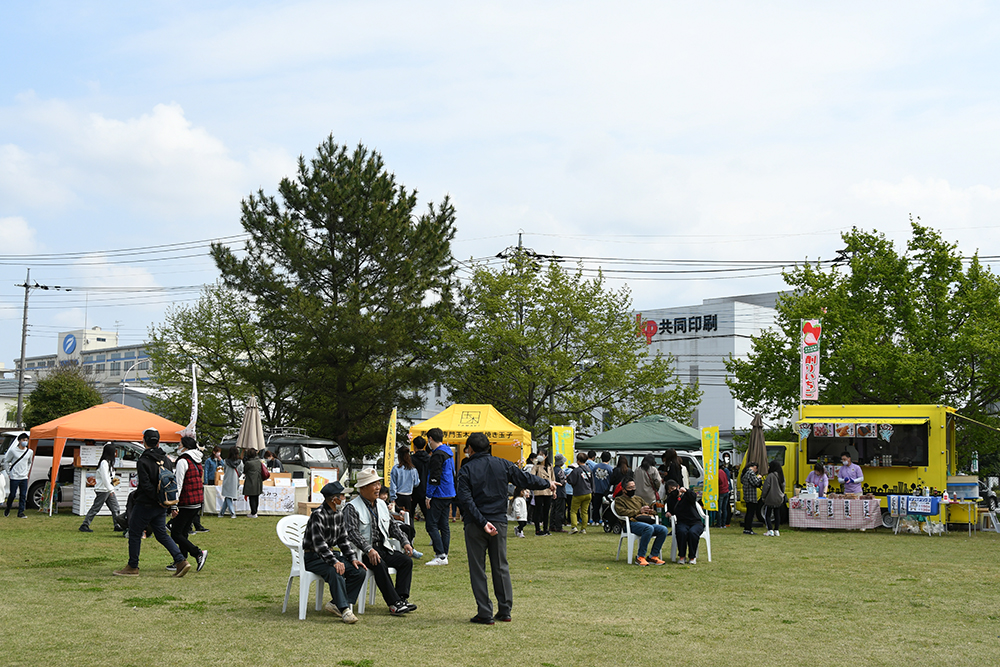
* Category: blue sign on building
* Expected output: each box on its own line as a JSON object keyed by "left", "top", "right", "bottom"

{"left": 62, "top": 334, "right": 77, "bottom": 355}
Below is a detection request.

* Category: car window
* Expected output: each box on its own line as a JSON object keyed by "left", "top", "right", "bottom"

{"left": 684, "top": 458, "right": 701, "bottom": 479}
{"left": 302, "top": 447, "right": 333, "bottom": 463}
{"left": 766, "top": 446, "right": 786, "bottom": 465}
{"left": 277, "top": 445, "right": 301, "bottom": 462}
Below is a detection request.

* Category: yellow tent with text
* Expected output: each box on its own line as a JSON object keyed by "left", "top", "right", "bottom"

{"left": 409, "top": 404, "right": 532, "bottom": 466}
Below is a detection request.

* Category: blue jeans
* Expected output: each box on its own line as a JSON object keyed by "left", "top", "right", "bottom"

{"left": 674, "top": 521, "right": 704, "bottom": 559}
{"left": 128, "top": 503, "right": 183, "bottom": 569}
{"left": 631, "top": 520, "right": 669, "bottom": 558}
{"left": 5, "top": 478, "right": 28, "bottom": 516}
{"left": 218, "top": 498, "right": 236, "bottom": 517}
{"left": 426, "top": 497, "right": 453, "bottom": 556}
{"left": 718, "top": 492, "right": 731, "bottom": 527}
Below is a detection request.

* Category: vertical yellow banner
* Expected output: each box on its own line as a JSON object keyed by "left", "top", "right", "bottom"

{"left": 384, "top": 407, "right": 397, "bottom": 487}
{"left": 551, "top": 426, "right": 574, "bottom": 466}
{"left": 701, "top": 426, "right": 720, "bottom": 511}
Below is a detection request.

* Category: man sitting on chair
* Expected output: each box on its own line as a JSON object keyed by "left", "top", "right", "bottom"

{"left": 614, "top": 479, "right": 668, "bottom": 566}
{"left": 302, "top": 482, "right": 366, "bottom": 624}
{"left": 343, "top": 469, "right": 417, "bottom": 616}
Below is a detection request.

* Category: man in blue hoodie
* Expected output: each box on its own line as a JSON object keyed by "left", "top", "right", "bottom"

{"left": 423, "top": 428, "right": 455, "bottom": 566}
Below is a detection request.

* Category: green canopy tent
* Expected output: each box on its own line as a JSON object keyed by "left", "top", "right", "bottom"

{"left": 581, "top": 415, "right": 702, "bottom": 452}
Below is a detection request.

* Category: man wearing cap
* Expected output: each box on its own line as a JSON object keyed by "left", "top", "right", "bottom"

{"left": 114, "top": 428, "right": 191, "bottom": 577}
{"left": 303, "top": 481, "right": 366, "bottom": 624}
{"left": 343, "top": 469, "right": 416, "bottom": 616}
{"left": 167, "top": 436, "right": 208, "bottom": 574}
{"left": 457, "top": 432, "right": 557, "bottom": 624}
{"left": 4, "top": 433, "right": 33, "bottom": 518}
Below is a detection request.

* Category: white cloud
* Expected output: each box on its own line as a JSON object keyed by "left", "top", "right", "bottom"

{"left": 0, "top": 216, "right": 39, "bottom": 254}
{"left": 852, "top": 177, "right": 1000, "bottom": 219}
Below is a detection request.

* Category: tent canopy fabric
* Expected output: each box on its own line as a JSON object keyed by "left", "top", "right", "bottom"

{"left": 29, "top": 401, "right": 186, "bottom": 514}
{"left": 409, "top": 404, "right": 532, "bottom": 463}
{"left": 582, "top": 415, "right": 701, "bottom": 452}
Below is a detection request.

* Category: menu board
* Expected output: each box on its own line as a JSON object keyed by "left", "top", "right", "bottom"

{"left": 79, "top": 445, "right": 102, "bottom": 467}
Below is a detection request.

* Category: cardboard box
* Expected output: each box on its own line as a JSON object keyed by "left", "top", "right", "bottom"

{"left": 298, "top": 502, "right": 323, "bottom": 516}
{"left": 214, "top": 469, "right": 224, "bottom": 486}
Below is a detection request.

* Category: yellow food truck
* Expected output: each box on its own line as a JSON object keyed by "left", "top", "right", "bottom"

{"left": 737, "top": 404, "right": 977, "bottom": 527}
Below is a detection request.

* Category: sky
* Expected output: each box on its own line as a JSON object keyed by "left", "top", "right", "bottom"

{"left": 2, "top": 2, "right": 1000, "bottom": 366}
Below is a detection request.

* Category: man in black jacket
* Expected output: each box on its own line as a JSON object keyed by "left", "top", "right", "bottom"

{"left": 457, "top": 433, "right": 555, "bottom": 624}
{"left": 410, "top": 436, "right": 430, "bottom": 521}
{"left": 113, "top": 428, "right": 190, "bottom": 577}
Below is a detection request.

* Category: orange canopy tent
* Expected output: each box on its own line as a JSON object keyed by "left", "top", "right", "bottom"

{"left": 29, "top": 401, "right": 186, "bottom": 515}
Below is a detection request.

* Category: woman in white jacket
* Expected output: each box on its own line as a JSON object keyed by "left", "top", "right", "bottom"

{"left": 79, "top": 443, "right": 120, "bottom": 532}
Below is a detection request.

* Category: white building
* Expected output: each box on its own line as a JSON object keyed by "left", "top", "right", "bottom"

{"left": 635, "top": 292, "right": 780, "bottom": 440}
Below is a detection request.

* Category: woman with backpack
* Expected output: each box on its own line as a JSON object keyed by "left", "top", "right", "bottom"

{"left": 761, "top": 460, "right": 786, "bottom": 537}
{"left": 79, "top": 443, "right": 121, "bottom": 532}
{"left": 219, "top": 447, "right": 243, "bottom": 518}
{"left": 242, "top": 448, "right": 265, "bottom": 518}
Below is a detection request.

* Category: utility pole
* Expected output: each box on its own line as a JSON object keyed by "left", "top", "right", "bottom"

{"left": 15, "top": 268, "right": 30, "bottom": 428}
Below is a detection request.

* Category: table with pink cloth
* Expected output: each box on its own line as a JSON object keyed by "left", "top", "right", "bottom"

{"left": 788, "top": 495, "right": 883, "bottom": 530}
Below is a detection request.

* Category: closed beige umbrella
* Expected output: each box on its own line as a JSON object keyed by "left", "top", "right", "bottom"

{"left": 236, "top": 395, "right": 266, "bottom": 453}
{"left": 746, "top": 414, "right": 769, "bottom": 477}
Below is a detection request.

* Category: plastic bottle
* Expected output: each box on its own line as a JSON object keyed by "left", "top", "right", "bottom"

{"left": 942, "top": 490, "right": 950, "bottom": 502}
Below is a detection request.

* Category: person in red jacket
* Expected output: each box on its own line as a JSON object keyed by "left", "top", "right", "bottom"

{"left": 716, "top": 463, "right": 731, "bottom": 528}
{"left": 168, "top": 436, "right": 208, "bottom": 573}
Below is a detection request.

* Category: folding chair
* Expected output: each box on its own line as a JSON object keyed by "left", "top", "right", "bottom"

{"left": 276, "top": 514, "right": 325, "bottom": 620}
{"left": 356, "top": 538, "right": 399, "bottom": 614}
{"left": 669, "top": 504, "right": 712, "bottom": 562}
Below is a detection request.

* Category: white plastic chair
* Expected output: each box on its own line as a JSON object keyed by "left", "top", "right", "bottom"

{"left": 276, "top": 514, "right": 325, "bottom": 620}
{"left": 669, "top": 504, "right": 712, "bottom": 563}
{"left": 356, "top": 538, "right": 399, "bottom": 614}
{"left": 612, "top": 503, "right": 660, "bottom": 564}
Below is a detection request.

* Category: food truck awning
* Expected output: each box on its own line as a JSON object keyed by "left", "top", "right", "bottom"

{"left": 795, "top": 417, "right": 929, "bottom": 425}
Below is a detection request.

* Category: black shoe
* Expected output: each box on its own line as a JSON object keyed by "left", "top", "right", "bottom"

{"left": 195, "top": 527, "right": 210, "bottom": 533}
{"left": 3, "top": 508, "right": 9, "bottom": 517}
{"left": 744, "top": 530, "right": 756, "bottom": 535}
{"left": 400, "top": 599, "right": 417, "bottom": 612}
{"left": 389, "top": 602, "right": 411, "bottom": 616}
{"left": 494, "top": 613, "right": 512, "bottom": 622}
{"left": 165, "top": 563, "right": 177, "bottom": 572}
{"left": 79, "top": 525, "right": 93, "bottom": 533}
{"left": 470, "top": 616, "right": 495, "bottom": 625}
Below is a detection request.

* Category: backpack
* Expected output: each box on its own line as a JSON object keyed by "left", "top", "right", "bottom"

{"left": 157, "top": 462, "right": 179, "bottom": 508}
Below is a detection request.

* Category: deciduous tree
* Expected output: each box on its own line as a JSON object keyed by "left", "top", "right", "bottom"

{"left": 23, "top": 366, "right": 102, "bottom": 428}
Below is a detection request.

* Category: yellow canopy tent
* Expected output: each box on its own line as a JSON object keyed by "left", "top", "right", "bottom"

{"left": 409, "top": 404, "right": 532, "bottom": 466}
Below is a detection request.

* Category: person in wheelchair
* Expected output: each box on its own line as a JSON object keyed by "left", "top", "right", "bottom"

{"left": 614, "top": 479, "right": 668, "bottom": 566}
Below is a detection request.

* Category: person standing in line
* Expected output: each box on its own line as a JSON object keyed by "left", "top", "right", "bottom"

{"left": 716, "top": 461, "right": 732, "bottom": 528}
{"left": 590, "top": 452, "right": 613, "bottom": 525}
{"left": 566, "top": 452, "right": 593, "bottom": 534}
{"left": 3, "top": 433, "right": 33, "bottom": 518}
{"left": 303, "top": 481, "right": 366, "bottom": 624}
{"left": 410, "top": 437, "right": 430, "bottom": 521}
{"left": 242, "top": 448, "right": 265, "bottom": 518}
{"left": 167, "top": 436, "right": 208, "bottom": 572}
{"left": 634, "top": 455, "right": 661, "bottom": 506}
{"left": 761, "top": 460, "right": 786, "bottom": 537}
{"left": 741, "top": 462, "right": 763, "bottom": 535}
{"left": 531, "top": 453, "right": 554, "bottom": 536}
{"left": 608, "top": 455, "right": 633, "bottom": 493}
{"left": 113, "top": 428, "right": 190, "bottom": 577}
{"left": 549, "top": 455, "right": 567, "bottom": 533}
{"left": 79, "top": 443, "right": 121, "bottom": 532}
{"left": 390, "top": 446, "right": 420, "bottom": 519}
{"left": 423, "top": 428, "right": 456, "bottom": 566}
{"left": 457, "top": 433, "right": 556, "bottom": 624}
{"left": 219, "top": 447, "right": 243, "bottom": 518}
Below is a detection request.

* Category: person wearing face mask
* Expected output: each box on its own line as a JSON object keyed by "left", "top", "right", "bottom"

{"left": 614, "top": 479, "right": 668, "bottom": 566}
{"left": 4, "top": 433, "right": 33, "bottom": 518}
{"left": 530, "top": 453, "right": 554, "bottom": 536}
{"left": 837, "top": 452, "right": 864, "bottom": 495}
{"left": 302, "top": 481, "right": 367, "bottom": 624}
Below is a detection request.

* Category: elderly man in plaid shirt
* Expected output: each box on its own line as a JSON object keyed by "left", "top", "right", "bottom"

{"left": 303, "top": 481, "right": 367, "bottom": 623}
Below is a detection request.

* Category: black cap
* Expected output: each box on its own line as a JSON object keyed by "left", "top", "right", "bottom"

{"left": 142, "top": 428, "right": 160, "bottom": 446}
{"left": 17, "top": 433, "right": 28, "bottom": 441}
{"left": 321, "top": 481, "right": 345, "bottom": 497}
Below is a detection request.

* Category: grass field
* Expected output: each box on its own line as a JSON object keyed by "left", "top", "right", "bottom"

{"left": 1, "top": 511, "right": 999, "bottom": 667}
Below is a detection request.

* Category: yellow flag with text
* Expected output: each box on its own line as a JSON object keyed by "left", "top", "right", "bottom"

{"left": 701, "top": 426, "right": 720, "bottom": 511}
{"left": 551, "top": 426, "right": 574, "bottom": 466}
{"left": 384, "top": 407, "right": 397, "bottom": 486}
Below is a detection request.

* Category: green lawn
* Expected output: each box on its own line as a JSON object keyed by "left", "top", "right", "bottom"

{"left": 1, "top": 512, "right": 999, "bottom": 667}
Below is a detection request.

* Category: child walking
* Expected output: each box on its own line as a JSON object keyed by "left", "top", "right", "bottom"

{"left": 508, "top": 487, "right": 529, "bottom": 538}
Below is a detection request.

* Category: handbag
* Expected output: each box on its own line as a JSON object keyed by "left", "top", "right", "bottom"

{"left": 261, "top": 460, "right": 270, "bottom": 480}
{"left": 634, "top": 514, "right": 655, "bottom": 524}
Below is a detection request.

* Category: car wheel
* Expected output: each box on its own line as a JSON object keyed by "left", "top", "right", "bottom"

{"left": 28, "top": 481, "right": 47, "bottom": 510}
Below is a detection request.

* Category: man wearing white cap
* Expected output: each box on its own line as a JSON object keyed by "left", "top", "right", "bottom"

{"left": 343, "top": 468, "right": 416, "bottom": 616}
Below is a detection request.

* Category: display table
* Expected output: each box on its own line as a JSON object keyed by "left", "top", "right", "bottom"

{"left": 204, "top": 485, "right": 307, "bottom": 516}
{"left": 71, "top": 466, "right": 137, "bottom": 517}
{"left": 788, "top": 496, "right": 883, "bottom": 530}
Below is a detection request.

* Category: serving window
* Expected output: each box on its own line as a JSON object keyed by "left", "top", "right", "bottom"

{"left": 805, "top": 423, "right": 929, "bottom": 467}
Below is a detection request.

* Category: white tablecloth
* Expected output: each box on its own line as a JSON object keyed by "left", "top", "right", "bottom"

{"left": 204, "top": 485, "right": 304, "bottom": 515}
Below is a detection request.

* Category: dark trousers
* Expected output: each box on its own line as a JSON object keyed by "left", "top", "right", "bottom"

{"left": 395, "top": 493, "right": 413, "bottom": 517}
{"left": 764, "top": 505, "right": 780, "bottom": 531}
{"left": 426, "top": 497, "right": 453, "bottom": 556}
{"left": 363, "top": 546, "right": 413, "bottom": 605}
{"left": 5, "top": 478, "right": 29, "bottom": 516}
{"left": 248, "top": 495, "right": 260, "bottom": 515}
{"left": 128, "top": 503, "right": 183, "bottom": 568}
{"left": 550, "top": 497, "right": 566, "bottom": 531}
{"left": 743, "top": 501, "right": 759, "bottom": 531}
{"left": 590, "top": 494, "right": 604, "bottom": 523}
{"left": 464, "top": 520, "right": 511, "bottom": 619}
{"left": 170, "top": 507, "right": 203, "bottom": 560}
{"left": 303, "top": 552, "right": 366, "bottom": 611}
{"left": 533, "top": 496, "right": 551, "bottom": 534}
{"left": 412, "top": 490, "right": 426, "bottom": 520}
{"left": 674, "top": 521, "right": 704, "bottom": 559}
{"left": 718, "top": 492, "right": 731, "bottom": 527}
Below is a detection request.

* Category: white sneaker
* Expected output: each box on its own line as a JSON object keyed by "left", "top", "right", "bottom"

{"left": 765, "top": 530, "right": 774, "bottom": 536}
{"left": 341, "top": 608, "right": 358, "bottom": 624}
{"left": 774, "top": 530, "right": 780, "bottom": 536}
{"left": 689, "top": 558, "right": 697, "bottom": 565}
{"left": 324, "top": 601, "right": 342, "bottom": 617}
{"left": 425, "top": 555, "right": 449, "bottom": 566}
